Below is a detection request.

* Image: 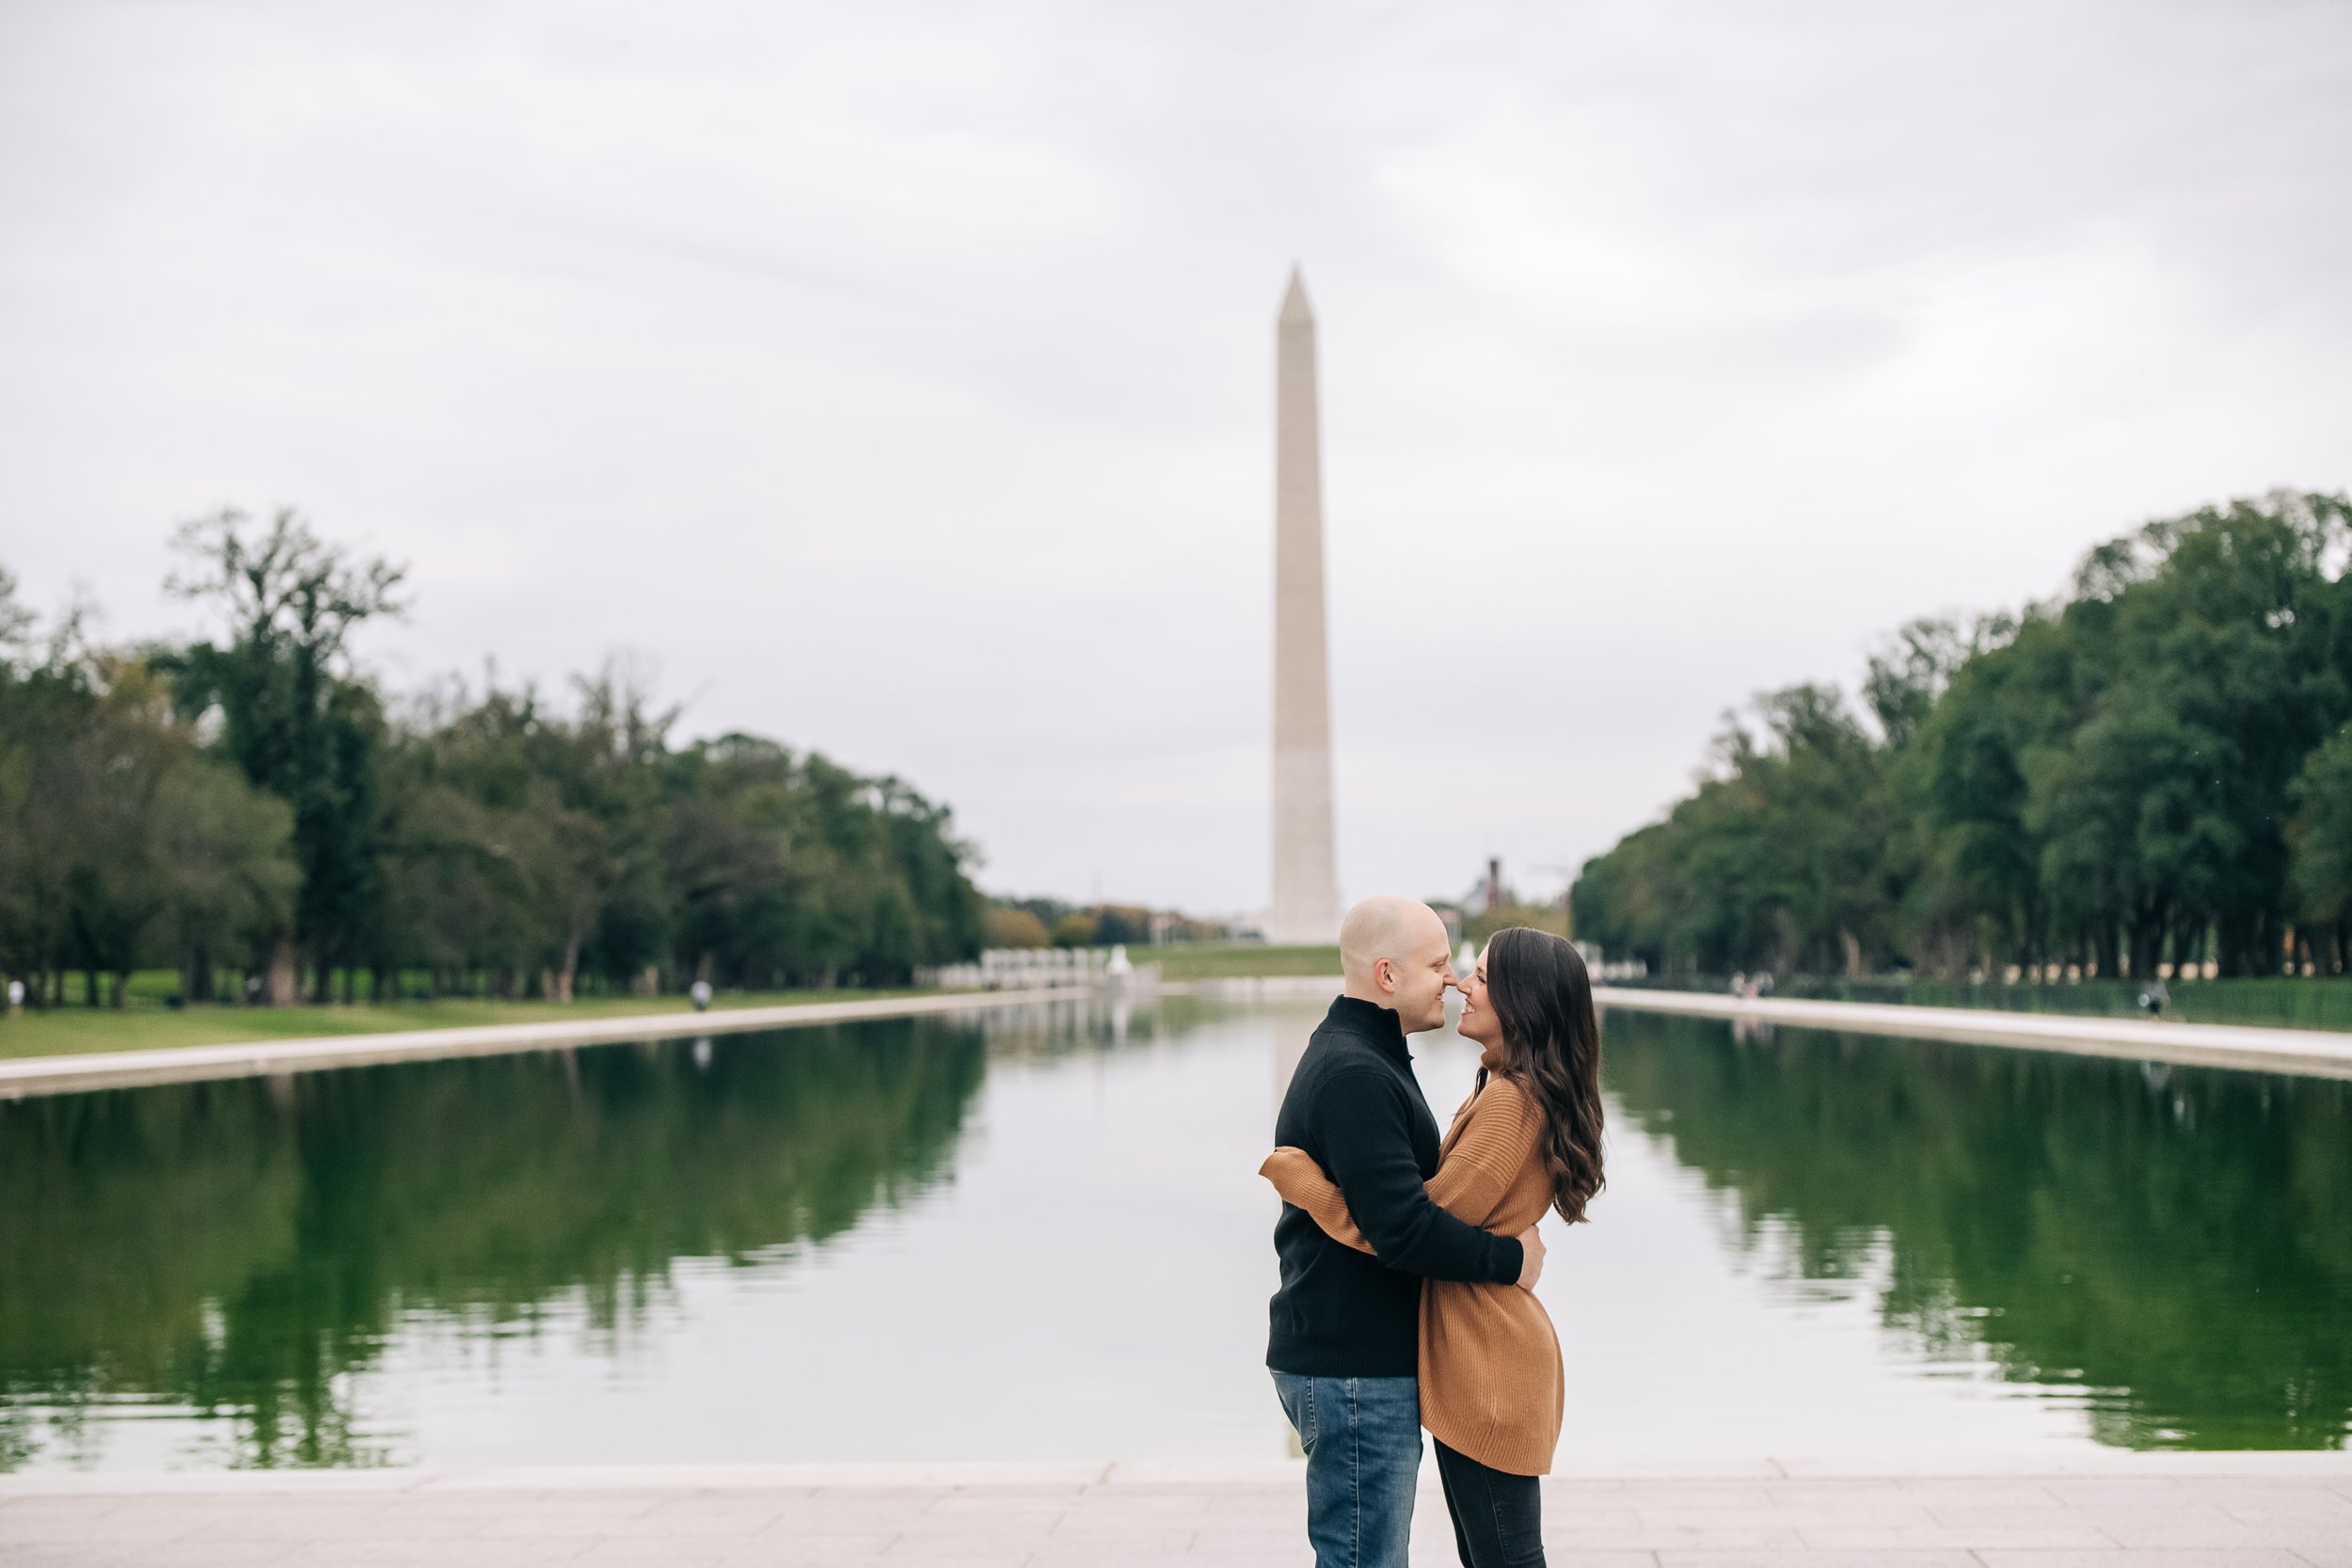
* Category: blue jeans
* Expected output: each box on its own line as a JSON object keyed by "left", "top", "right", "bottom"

{"left": 1272, "top": 1372, "right": 1421, "bottom": 1568}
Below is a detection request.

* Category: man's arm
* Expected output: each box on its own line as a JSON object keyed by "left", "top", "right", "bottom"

{"left": 1317, "top": 1069, "right": 1523, "bottom": 1285}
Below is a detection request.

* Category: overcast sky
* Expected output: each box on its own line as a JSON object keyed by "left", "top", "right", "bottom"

{"left": 4, "top": 0, "right": 2347, "bottom": 917}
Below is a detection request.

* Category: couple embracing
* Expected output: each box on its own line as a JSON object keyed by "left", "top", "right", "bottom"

{"left": 1263, "top": 895, "right": 1605, "bottom": 1568}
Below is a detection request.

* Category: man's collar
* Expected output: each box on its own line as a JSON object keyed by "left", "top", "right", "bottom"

{"left": 1327, "top": 993, "right": 1412, "bottom": 1061}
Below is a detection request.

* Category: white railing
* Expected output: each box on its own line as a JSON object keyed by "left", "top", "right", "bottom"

{"left": 1574, "top": 942, "right": 1648, "bottom": 983}
{"left": 918, "top": 945, "right": 1160, "bottom": 991}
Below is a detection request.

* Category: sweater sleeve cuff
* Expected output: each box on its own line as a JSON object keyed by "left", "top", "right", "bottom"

{"left": 1491, "top": 1234, "right": 1524, "bottom": 1286}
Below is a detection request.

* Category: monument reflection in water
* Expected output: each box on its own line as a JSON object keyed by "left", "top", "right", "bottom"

{"left": 0, "top": 999, "right": 2345, "bottom": 1469}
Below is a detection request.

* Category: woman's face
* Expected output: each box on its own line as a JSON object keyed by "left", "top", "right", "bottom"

{"left": 1456, "top": 941, "right": 1502, "bottom": 1048}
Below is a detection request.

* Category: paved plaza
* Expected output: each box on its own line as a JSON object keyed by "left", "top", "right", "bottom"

{"left": 6, "top": 1456, "right": 2352, "bottom": 1567}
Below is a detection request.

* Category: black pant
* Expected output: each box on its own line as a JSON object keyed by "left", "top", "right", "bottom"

{"left": 1434, "top": 1439, "right": 1546, "bottom": 1568}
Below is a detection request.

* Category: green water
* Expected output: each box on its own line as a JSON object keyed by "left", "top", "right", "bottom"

{"left": 0, "top": 998, "right": 2344, "bottom": 1468}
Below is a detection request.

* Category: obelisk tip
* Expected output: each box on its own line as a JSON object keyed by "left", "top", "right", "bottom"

{"left": 1279, "top": 265, "right": 1312, "bottom": 325}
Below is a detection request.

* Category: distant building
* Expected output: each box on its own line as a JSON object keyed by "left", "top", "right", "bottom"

{"left": 1463, "top": 856, "right": 1512, "bottom": 915}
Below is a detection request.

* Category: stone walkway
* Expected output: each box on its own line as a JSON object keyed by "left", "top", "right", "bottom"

{"left": 5, "top": 1456, "right": 2350, "bottom": 1567}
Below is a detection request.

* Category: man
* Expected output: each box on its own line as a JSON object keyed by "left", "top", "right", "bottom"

{"left": 1268, "top": 895, "right": 1547, "bottom": 1568}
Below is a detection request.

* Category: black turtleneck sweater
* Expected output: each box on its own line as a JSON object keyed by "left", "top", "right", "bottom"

{"left": 1266, "top": 994, "right": 1527, "bottom": 1377}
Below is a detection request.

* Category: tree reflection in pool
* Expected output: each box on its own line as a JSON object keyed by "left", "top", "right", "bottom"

{"left": 0, "top": 1019, "right": 985, "bottom": 1468}
{"left": 0, "top": 999, "right": 2345, "bottom": 1468}
{"left": 1602, "top": 1011, "right": 2352, "bottom": 1449}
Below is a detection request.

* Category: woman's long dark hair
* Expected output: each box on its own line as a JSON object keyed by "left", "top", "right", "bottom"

{"left": 1478, "top": 927, "right": 1606, "bottom": 1223}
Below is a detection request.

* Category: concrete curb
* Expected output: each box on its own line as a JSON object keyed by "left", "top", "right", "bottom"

{"left": 0, "top": 987, "right": 1097, "bottom": 1101}
{"left": 1596, "top": 987, "right": 2352, "bottom": 1080}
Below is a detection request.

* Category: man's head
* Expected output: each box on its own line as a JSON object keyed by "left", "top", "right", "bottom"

{"left": 1339, "top": 895, "right": 1457, "bottom": 1034}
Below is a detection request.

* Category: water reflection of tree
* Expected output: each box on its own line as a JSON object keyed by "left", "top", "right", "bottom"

{"left": 0, "top": 1019, "right": 985, "bottom": 1467}
{"left": 1606, "top": 1013, "right": 2352, "bottom": 1448}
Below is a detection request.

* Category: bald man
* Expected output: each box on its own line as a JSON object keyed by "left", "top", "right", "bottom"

{"left": 1267, "top": 895, "right": 1546, "bottom": 1568}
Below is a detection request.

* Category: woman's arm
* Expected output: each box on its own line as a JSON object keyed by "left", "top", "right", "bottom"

{"left": 1262, "top": 1147, "right": 1373, "bottom": 1252}
{"left": 1261, "top": 1077, "right": 1547, "bottom": 1247}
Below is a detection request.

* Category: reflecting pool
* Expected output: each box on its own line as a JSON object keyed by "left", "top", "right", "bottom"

{"left": 0, "top": 996, "right": 2344, "bottom": 1469}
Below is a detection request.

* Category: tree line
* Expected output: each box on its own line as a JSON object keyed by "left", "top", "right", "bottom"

{"left": 1572, "top": 490, "right": 2352, "bottom": 981}
{"left": 985, "top": 899, "right": 1159, "bottom": 950}
{"left": 0, "top": 510, "right": 985, "bottom": 1007}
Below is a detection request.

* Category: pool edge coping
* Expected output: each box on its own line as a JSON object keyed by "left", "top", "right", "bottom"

{"left": 0, "top": 987, "right": 1099, "bottom": 1100}
{"left": 6, "top": 981, "right": 2349, "bottom": 1099}
{"left": 6, "top": 1451, "right": 2350, "bottom": 1495}
{"left": 1594, "top": 987, "right": 2352, "bottom": 1080}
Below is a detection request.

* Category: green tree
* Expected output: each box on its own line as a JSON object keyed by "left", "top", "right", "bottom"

{"left": 2, "top": 515, "right": 993, "bottom": 1010}
{"left": 0, "top": 585, "right": 296, "bottom": 1010}
{"left": 1091, "top": 904, "right": 1154, "bottom": 945}
{"left": 1577, "top": 490, "right": 2352, "bottom": 981}
{"left": 0, "top": 576, "right": 93, "bottom": 1005}
{"left": 161, "top": 510, "right": 405, "bottom": 999}
{"left": 151, "top": 750, "right": 300, "bottom": 1003}
{"left": 1899, "top": 613, "right": 2061, "bottom": 975}
{"left": 2030, "top": 495, "right": 2352, "bottom": 974}
{"left": 58, "top": 661, "right": 299, "bottom": 1006}
{"left": 2289, "top": 724, "right": 2352, "bottom": 971}
{"left": 984, "top": 907, "right": 1052, "bottom": 949}
{"left": 1575, "top": 684, "right": 1891, "bottom": 974}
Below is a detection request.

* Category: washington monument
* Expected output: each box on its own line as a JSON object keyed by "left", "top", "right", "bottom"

{"left": 1270, "top": 268, "right": 1341, "bottom": 945}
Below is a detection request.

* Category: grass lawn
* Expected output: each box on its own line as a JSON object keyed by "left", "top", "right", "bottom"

{"left": 0, "top": 988, "right": 926, "bottom": 1062}
{"left": 1146, "top": 944, "right": 1342, "bottom": 981}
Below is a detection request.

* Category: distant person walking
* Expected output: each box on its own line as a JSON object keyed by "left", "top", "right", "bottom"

{"left": 1264, "top": 896, "right": 1549, "bottom": 1568}
{"left": 1265, "top": 925, "right": 1607, "bottom": 1568}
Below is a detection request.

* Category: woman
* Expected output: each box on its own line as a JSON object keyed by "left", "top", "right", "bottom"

{"left": 1261, "top": 926, "right": 1605, "bottom": 1568}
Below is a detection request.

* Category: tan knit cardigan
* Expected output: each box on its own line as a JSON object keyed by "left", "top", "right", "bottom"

{"left": 1261, "top": 1059, "right": 1564, "bottom": 1476}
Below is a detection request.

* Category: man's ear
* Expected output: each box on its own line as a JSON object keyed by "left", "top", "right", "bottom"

{"left": 1374, "top": 957, "right": 1396, "bottom": 993}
